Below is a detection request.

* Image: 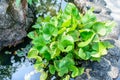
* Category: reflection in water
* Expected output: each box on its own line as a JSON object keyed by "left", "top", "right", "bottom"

{"left": 0, "top": 48, "right": 31, "bottom": 80}
{"left": 0, "top": 53, "right": 16, "bottom": 80}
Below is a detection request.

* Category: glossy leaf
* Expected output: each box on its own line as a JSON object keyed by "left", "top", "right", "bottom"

{"left": 98, "top": 42, "right": 107, "bottom": 56}
{"left": 91, "top": 42, "right": 107, "bottom": 57}
{"left": 58, "top": 67, "right": 68, "bottom": 77}
{"left": 61, "top": 15, "right": 71, "bottom": 27}
{"left": 64, "top": 3, "right": 80, "bottom": 19}
{"left": 78, "top": 67, "right": 85, "bottom": 75}
{"left": 40, "top": 71, "right": 48, "bottom": 80}
{"left": 93, "top": 22, "right": 106, "bottom": 36}
{"left": 49, "top": 65, "right": 56, "bottom": 74}
{"left": 63, "top": 75, "right": 70, "bottom": 80}
{"left": 43, "top": 23, "right": 56, "bottom": 36}
{"left": 78, "top": 30, "right": 95, "bottom": 47}
{"left": 78, "top": 48, "right": 86, "bottom": 60}
{"left": 27, "top": 31, "right": 37, "bottom": 39}
{"left": 28, "top": 48, "right": 38, "bottom": 58}
{"left": 103, "top": 41, "right": 114, "bottom": 48}
{"left": 69, "top": 65, "right": 79, "bottom": 78}
{"left": 51, "top": 48, "right": 60, "bottom": 59}
{"left": 32, "top": 24, "right": 40, "bottom": 29}
{"left": 58, "top": 35, "right": 74, "bottom": 52}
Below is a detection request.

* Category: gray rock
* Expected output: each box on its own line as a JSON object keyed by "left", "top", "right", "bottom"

{"left": 0, "top": 0, "right": 34, "bottom": 50}
{"left": 108, "top": 66, "right": 119, "bottom": 78}
{"left": 74, "top": 0, "right": 113, "bottom": 21}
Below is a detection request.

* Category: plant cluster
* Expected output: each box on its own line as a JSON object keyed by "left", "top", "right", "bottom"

{"left": 27, "top": 3, "right": 115, "bottom": 80}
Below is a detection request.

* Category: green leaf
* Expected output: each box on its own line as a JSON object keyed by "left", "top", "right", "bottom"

{"left": 105, "top": 21, "right": 116, "bottom": 34}
{"left": 32, "top": 24, "right": 40, "bottom": 29}
{"left": 81, "top": 15, "right": 89, "bottom": 24}
{"left": 51, "top": 48, "right": 60, "bottom": 59}
{"left": 78, "top": 30, "right": 95, "bottom": 47}
{"left": 91, "top": 42, "right": 107, "bottom": 58}
{"left": 43, "top": 51, "right": 51, "bottom": 60}
{"left": 44, "top": 15, "right": 51, "bottom": 22}
{"left": 40, "top": 71, "right": 48, "bottom": 80}
{"left": 64, "top": 3, "right": 80, "bottom": 19}
{"left": 90, "top": 57, "right": 101, "bottom": 61}
{"left": 54, "top": 60, "right": 60, "bottom": 71}
{"left": 49, "top": 65, "right": 56, "bottom": 74}
{"left": 80, "top": 29, "right": 94, "bottom": 41}
{"left": 93, "top": 22, "right": 106, "bottom": 36}
{"left": 84, "top": 22, "right": 95, "bottom": 29}
{"left": 27, "top": 31, "right": 37, "bottom": 39}
{"left": 59, "top": 57, "right": 74, "bottom": 68}
{"left": 32, "top": 35, "right": 48, "bottom": 46}
{"left": 91, "top": 51, "right": 100, "bottom": 57}
{"left": 50, "top": 17, "right": 58, "bottom": 27}
{"left": 58, "top": 35, "right": 74, "bottom": 52}
{"left": 36, "top": 17, "right": 43, "bottom": 24}
{"left": 28, "top": 48, "right": 38, "bottom": 58}
{"left": 92, "top": 34, "right": 100, "bottom": 42}
{"left": 63, "top": 75, "right": 70, "bottom": 80}
{"left": 81, "top": 8, "right": 96, "bottom": 24}
{"left": 68, "top": 17, "right": 77, "bottom": 31}
{"left": 34, "top": 61, "right": 44, "bottom": 71}
{"left": 78, "top": 67, "right": 84, "bottom": 75}
{"left": 58, "top": 67, "right": 68, "bottom": 77}
{"left": 69, "top": 65, "right": 79, "bottom": 78}
{"left": 103, "top": 41, "right": 114, "bottom": 48}
{"left": 68, "top": 30, "right": 80, "bottom": 41}
{"left": 39, "top": 46, "right": 48, "bottom": 54}
{"left": 78, "top": 48, "right": 86, "bottom": 60}
{"left": 85, "top": 51, "right": 92, "bottom": 60}
{"left": 43, "top": 23, "right": 56, "bottom": 37}
{"left": 98, "top": 42, "right": 107, "bottom": 56}
{"left": 61, "top": 15, "right": 71, "bottom": 27}
{"left": 92, "top": 42, "right": 99, "bottom": 51}
{"left": 58, "top": 27, "right": 66, "bottom": 34}
{"left": 86, "top": 8, "right": 96, "bottom": 21}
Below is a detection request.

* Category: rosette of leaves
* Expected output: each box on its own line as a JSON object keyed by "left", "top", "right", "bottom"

{"left": 27, "top": 3, "right": 115, "bottom": 80}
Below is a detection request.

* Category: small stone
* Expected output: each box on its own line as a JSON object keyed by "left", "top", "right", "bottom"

{"left": 108, "top": 66, "right": 119, "bottom": 78}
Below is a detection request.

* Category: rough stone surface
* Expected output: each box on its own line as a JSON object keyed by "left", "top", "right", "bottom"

{"left": 0, "top": 0, "right": 34, "bottom": 50}
{"left": 74, "top": 0, "right": 120, "bottom": 80}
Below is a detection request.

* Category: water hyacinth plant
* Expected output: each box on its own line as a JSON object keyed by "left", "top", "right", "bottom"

{"left": 27, "top": 3, "right": 115, "bottom": 80}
